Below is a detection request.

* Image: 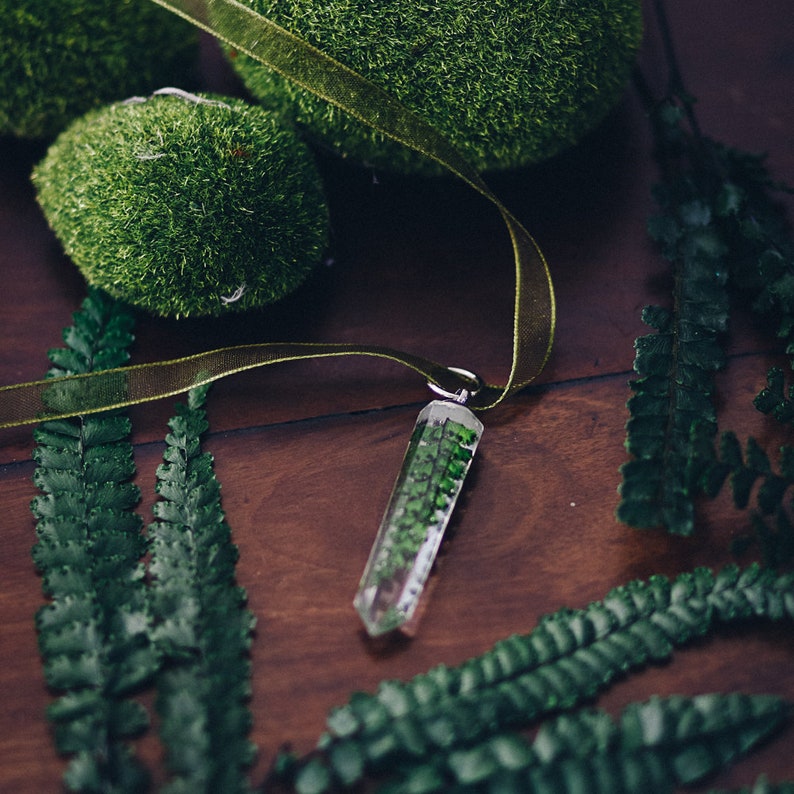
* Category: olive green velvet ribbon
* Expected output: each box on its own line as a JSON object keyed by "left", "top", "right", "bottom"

{"left": 0, "top": 0, "right": 555, "bottom": 429}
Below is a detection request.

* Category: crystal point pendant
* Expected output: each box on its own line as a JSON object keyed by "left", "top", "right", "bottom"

{"left": 354, "top": 398, "right": 483, "bottom": 637}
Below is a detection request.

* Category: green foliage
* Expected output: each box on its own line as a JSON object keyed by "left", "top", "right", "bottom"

{"left": 700, "top": 432, "right": 793, "bottom": 513}
{"left": 274, "top": 563, "right": 794, "bottom": 793}
{"left": 706, "top": 153, "right": 794, "bottom": 362}
{"left": 25, "top": 302, "right": 794, "bottom": 793}
{"left": 683, "top": 377, "right": 794, "bottom": 568}
{"left": 618, "top": 251, "right": 727, "bottom": 536}
{"left": 30, "top": 291, "right": 258, "bottom": 790}
{"left": 0, "top": 0, "right": 197, "bottom": 139}
{"left": 755, "top": 368, "right": 794, "bottom": 427}
{"left": 31, "top": 288, "right": 156, "bottom": 792}
{"left": 148, "top": 384, "right": 257, "bottom": 792}
{"left": 20, "top": 9, "right": 794, "bottom": 787}
{"left": 747, "top": 371, "right": 794, "bottom": 565}
{"left": 227, "top": 0, "right": 643, "bottom": 173}
{"left": 33, "top": 91, "right": 329, "bottom": 318}
{"left": 391, "top": 692, "right": 789, "bottom": 794}
{"left": 619, "top": 59, "right": 794, "bottom": 536}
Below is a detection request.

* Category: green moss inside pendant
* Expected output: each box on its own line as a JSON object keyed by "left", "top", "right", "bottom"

{"left": 355, "top": 400, "right": 484, "bottom": 637}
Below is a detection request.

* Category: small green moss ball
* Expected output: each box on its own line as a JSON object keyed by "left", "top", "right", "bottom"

{"left": 33, "top": 92, "right": 329, "bottom": 318}
{"left": 228, "top": 0, "right": 643, "bottom": 173}
{"left": 0, "top": 0, "right": 197, "bottom": 139}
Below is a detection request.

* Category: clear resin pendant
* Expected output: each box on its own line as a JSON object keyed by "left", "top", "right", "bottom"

{"left": 354, "top": 397, "right": 483, "bottom": 637}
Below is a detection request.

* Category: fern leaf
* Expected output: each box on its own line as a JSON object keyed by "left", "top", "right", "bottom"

{"left": 754, "top": 368, "right": 794, "bottom": 425}
{"left": 706, "top": 145, "right": 794, "bottom": 371}
{"left": 148, "top": 384, "right": 256, "bottom": 793}
{"left": 619, "top": 128, "right": 794, "bottom": 536}
{"left": 45, "top": 290, "right": 135, "bottom": 377}
{"left": 30, "top": 288, "right": 156, "bottom": 793}
{"left": 402, "top": 692, "right": 789, "bottom": 794}
{"left": 689, "top": 426, "right": 794, "bottom": 568}
{"left": 276, "top": 564, "right": 794, "bottom": 793}
{"left": 620, "top": 49, "right": 794, "bottom": 536}
{"left": 618, "top": 161, "right": 730, "bottom": 536}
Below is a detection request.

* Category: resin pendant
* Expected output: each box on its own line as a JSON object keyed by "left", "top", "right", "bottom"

{"left": 354, "top": 397, "right": 483, "bottom": 637}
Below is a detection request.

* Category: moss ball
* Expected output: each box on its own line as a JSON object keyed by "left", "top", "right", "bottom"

{"left": 33, "top": 91, "right": 330, "bottom": 318}
{"left": 0, "top": 0, "right": 197, "bottom": 140}
{"left": 227, "top": 0, "right": 643, "bottom": 174}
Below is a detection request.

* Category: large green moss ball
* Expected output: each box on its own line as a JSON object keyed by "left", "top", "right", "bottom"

{"left": 33, "top": 92, "right": 329, "bottom": 318}
{"left": 227, "top": 0, "right": 643, "bottom": 174}
{"left": 0, "top": 0, "right": 197, "bottom": 139}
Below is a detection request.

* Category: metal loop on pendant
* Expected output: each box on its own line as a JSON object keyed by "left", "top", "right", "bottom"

{"left": 427, "top": 367, "right": 483, "bottom": 405}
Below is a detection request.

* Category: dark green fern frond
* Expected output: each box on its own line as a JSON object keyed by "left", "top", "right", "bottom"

{"left": 618, "top": 79, "right": 738, "bottom": 537}
{"left": 706, "top": 145, "right": 794, "bottom": 365}
{"left": 45, "top": 288, "right": 135, "bottom": 377}
{"left": 618, "top": 288, "right": 726, "bottom": 535}
{"left": 31, "top": 288, "right": 156, "bottom": 793}
{"left": 689, "top": 428, "right": 794, "bottom": 568}
{"left": 700, "top": 432, "right": 792, "bottom": 512}
{"left": 148, "top": 384, "right": 256, "bottom": 793}
{"left": 737, "top": 511, "right": 794, "bottom": 572}
{"left": 390, "top": 692, "right": 789, "bottom": 794}
{"left": 620, "top": 3, "right": 794, "bottom": 537}
{"left": 755, "top": 368, "right": 794, "bottom": 427}
{"left": 274, "top": 564, "right": 794, "bottom": 793}
{"left": 618, "top": 122, "right": 794, "bottom": 536}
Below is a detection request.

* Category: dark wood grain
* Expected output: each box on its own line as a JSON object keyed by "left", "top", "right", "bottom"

{"left": 2, "top": 1, "right": 793, "bottom": 791}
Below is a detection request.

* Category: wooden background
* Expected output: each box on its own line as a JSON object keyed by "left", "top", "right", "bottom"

{"left": 1, "top": 1, "right": 793, "bottom": 790}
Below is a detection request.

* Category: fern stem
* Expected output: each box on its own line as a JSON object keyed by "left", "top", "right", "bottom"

{"left": 651, "top": 0, "right": 703, "bottom": 143}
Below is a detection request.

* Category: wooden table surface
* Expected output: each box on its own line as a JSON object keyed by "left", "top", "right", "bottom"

{"left": 2, "top": 2, "right": 793, "bottom": 791}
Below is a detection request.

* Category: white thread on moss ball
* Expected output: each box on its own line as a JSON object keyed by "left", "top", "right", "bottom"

{"left": 153, "top": 87, "right": 231, "bottom": 109}
{"left": 220, "top": 284, "right": 247, "bottom": 304}
{"left": 134, "top": 130, "right": 166, "bottom": 161}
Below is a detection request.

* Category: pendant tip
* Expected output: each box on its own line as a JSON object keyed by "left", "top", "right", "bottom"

{"left": 354, "top": 589, "right": 412, "bottom": 638}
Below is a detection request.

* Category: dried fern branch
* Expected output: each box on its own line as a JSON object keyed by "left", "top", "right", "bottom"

{"left": 273, "top": 563, "right": 794, "bottom": 793}
{"left": 618, "top": 0, "right": 794, "bottom": 536}
{"left": 148, "top": 384, "right": 257, "bottom": 793}
{"left": 684, "top": 414, "right": 794, "bottom": 569}
{"left": 380, "top": 692, "right": 789, "bottom": 794}
{"left": 31, "top": 288, "right": 158, "bottom": 793}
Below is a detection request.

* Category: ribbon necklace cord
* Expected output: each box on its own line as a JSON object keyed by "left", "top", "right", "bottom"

{"left": 0, "top": 0, "right": 556, "bottom": 429}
